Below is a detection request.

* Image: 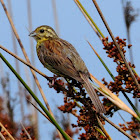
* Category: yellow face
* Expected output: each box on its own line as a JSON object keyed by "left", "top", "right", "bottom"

{"left": 29, "top": 25, "right": 58, "bottom": 42}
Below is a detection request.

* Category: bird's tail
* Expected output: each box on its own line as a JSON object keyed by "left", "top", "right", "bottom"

{"left": 80, "top": 73, "right": 106, "bottom": 113}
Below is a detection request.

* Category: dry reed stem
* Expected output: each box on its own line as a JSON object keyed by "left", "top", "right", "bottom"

{"left": 20, "top": 122, "right": 32, "bottom": 140}
{"left": 92, "top": 0, "right": 140, "bottom": 92}
{"left": 74, "top": 0, "right": 102, "bottom": 40}
{"left": 0, "top": 0, "right": 49, "bottom": 111}
{"left": 27, "top": 101, "right": 70, "bottom": 140}
{"left": 27, "top": 99, "right": 51, "bottom": 122}
{"left": 100, "top": 114, "right": 135, "bottom": 140}
{"left": 7, "top": 0, "right": 25, "bottom": 124}
{"left": 0, "top": 44, "right": 136, "bottom": 140}
{"left": 52, "top": 0, "right": 60, "bottom": 35}
{"left": 0, "top": 1, "right": 63, "bottom": 139}
{"left": 0, "top": 45, "right": 64, "bottom": 139}
{"left": 0, "top": 132, "right": 6, "bottom": 140}
{"left": 90, "top": 73, "right": 138, "bottom": 118}
{"left": 0, "top": 0, "right": 53, "bottom": 116}
{"left": 0, "top": 45, "right": 48, "bottom": 79}
{"left": 26, "top": 1, "right": 38, "bottom": 138}
{"left": 96, "top": 115, "right": 112, "bottom": 140}
{"left": 0, "top": 122, "right": 15, "bottom": 140}
{"left": 26, "top": 0, "right": 37, "bottom": 94}
{"left": 1, "top": 44, "right": 138, "bottom": 119}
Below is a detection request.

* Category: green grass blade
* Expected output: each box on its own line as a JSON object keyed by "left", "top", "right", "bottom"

{"left": 87, "top": 41, "right": 140, "bottom": 119}
{"left": 0, "top": 53, "right": 71, "bottom": 140}
{"left": 74, "top": 0, "right": 104, "bottom": 38}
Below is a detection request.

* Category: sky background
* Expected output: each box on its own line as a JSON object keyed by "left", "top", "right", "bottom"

{"left": 0, "top": 0, "right": 140, "bottom": 139}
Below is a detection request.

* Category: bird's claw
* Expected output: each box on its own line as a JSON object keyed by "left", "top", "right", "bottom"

{"left": 48, "top": 75, "right": 59, "bottom": 87}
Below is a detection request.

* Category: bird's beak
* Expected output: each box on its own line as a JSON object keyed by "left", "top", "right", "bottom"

{"left": 29, "top": 31, "right": 37, "bottom": 37}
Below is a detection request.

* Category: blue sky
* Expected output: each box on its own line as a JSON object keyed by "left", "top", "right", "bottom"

{"left": 0, "top": 0, "right": 140, "bottom": 139}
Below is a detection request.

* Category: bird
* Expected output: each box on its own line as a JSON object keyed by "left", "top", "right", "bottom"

{"left": 29, "top": 25, "right": 105, "bottom": 113}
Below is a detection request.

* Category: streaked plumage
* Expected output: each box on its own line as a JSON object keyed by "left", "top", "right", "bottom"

{"left": 29, "top": 25, "right": 105, "bottom": 113}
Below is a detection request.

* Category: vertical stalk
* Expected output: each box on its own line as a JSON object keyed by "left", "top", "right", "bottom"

{"left": 0, "top": 52, "right": 72, "bottom": 140}
{"left": 52, "top": 0, "right": 60, "bottom": 35}
{"left": 26, "top": 0, "right": 38, "bottom": 139}
{"left": 7, "top": 0, "right": 24, "bottom": 122}
{"left": 92, "top": 0, "right": 140, "bottom": 92}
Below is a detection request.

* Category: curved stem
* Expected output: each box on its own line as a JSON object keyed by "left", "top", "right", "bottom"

{"left": 0, "top": 53, "right": 72, "bottom": 140}
{"left": 92, "top": 0, "right": 140, "bottom": 92}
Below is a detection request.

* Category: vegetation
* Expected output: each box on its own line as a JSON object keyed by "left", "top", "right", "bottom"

{"left": 0, "top": 0, "right": 139, "bottom": 139}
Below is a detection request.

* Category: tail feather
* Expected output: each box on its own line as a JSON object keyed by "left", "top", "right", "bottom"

{"left": 80, "top": 73, "right": 106, "bottom": 113}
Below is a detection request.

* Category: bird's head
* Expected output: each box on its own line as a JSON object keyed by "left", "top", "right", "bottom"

{"left": 29, "top": 25, "right": 58, "bottom": 42}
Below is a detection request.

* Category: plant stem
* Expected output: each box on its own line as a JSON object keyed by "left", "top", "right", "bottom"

{"left": 0, "top": 52, "right": 72, "bottom": 140}
{"left": 92, "top": 0, "right": 140, "bottom": 92}
{"left": 87, "top": 41, "right": 140, "bottom": 119}
{"left": 100, "top": 114, "right": 135, "bottom": 140}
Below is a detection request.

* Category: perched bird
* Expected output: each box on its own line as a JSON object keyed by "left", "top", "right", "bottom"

{"left": 29, "top": 25, "right": 105, "bottom": 113}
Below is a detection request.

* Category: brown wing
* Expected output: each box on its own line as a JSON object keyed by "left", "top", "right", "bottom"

{"left": 60, "top": 39, "right": 90, "bottom": 76}
{"left": 38, "top": 39, "right": 85, "bottom": 82}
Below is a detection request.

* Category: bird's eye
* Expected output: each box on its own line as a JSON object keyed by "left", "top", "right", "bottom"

{"left": 40, "top": 29, "right": 44, "bottom": 33}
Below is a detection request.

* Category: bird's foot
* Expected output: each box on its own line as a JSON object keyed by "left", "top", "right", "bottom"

{"left": 48, "top": 75, "right": 59, "bottom": 87}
